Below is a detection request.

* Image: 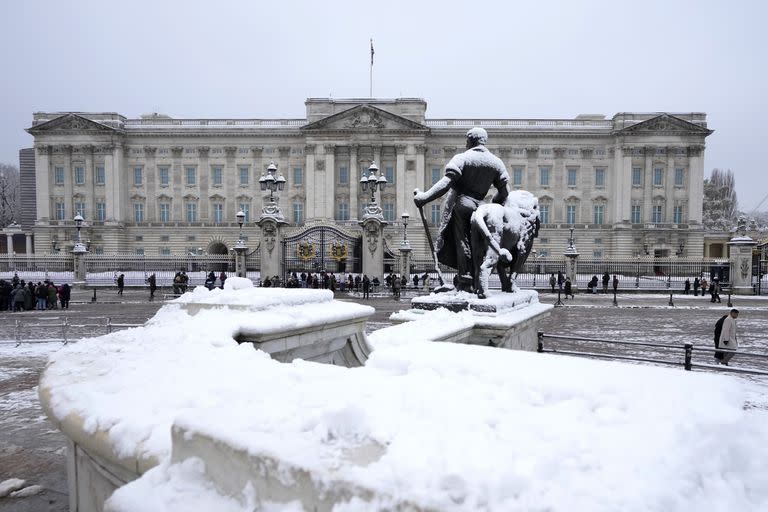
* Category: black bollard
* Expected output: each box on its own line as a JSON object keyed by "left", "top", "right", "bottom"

{"left": 612, "top": 289, "right": 618, "bottom": 306}
{"left": 727, "top": 292, "right": 732, "bottom": 308}
{"left": 91, "top": 289, "right": 97, "bottom": 303}
{"left": 668, "top": 293, "right": 674, "bottom": 307}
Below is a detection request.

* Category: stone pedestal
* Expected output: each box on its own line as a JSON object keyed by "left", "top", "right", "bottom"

{"left": 399, "top": 242, "right": 411, "bottom": 283}
{"left": 728, "top": 235, "right": 757, "bottom": 295}
{"left": 71, "top": 244, "right": 88, "bottom": 287}
{"left": 564, "top": 246, "right": 579, "bottom": 293}
{"left": 257, "top": 215, "right": 286, "bottom": 282}
{"left": 233, "top": 241, "right": 248, "bottom": 278}
{"left": 359, "top": 215, "right": 387, "bottom": 279}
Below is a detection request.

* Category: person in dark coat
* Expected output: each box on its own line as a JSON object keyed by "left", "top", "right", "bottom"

{"left": 219, "top": 272, "right": 227, "bottom": 288}
{"left": 47, "top": 282, "right": 58, "bottom": 309}
{"left": 117, "top": 274, "right": 125, "bottom": 295}
{"left": 693, "top": 277, "right": 700, "bottom": 296}
{"left": 148, "top": 274, "right": 157, "bottom": 301}
{"left": 684, "top": 278, "right": 691, "bottom": 295}
{"left": 35, "top": 282, "right": 47, "bottom": 310}
{"left": 59, "top": 283, "right": 71, "bottom": 309}
{"left": 557, "top": 271, "right": 564, "bottom": 291}
{"left": 612, "top": 275, "right": 619, "bottom": 292}
{"left": 602, "top": 272, "right": 610, "bottom": 294}
{"left": 549, "top": 273, "right": 556, "bottom": 293}
{"left": 362, "top": 274, "right": 370, "bottom": 299}
{"left": 564, "top": 277, "right": 574, "bottom": 299}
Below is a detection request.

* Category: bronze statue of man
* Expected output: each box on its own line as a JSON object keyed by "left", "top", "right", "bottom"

{"left": 414, "top": 127, "right": 509, "bottom": 292}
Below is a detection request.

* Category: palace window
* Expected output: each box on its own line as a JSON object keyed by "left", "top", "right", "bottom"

{"left": 539, "top": 204, "right": 550, "bottom": 224}
{"left": 74, "top": 166, "right": 85, "bottom": 185}
{"left": 238, "top": 203, "right": 250, "bottom": 223}
{"left": 159, "top": 166, "right": 170, "bottom": 186}
{"left": 238, "top": 166, "right": 249, "bottom": 185}
{"left": 293, "top": 202, "right": 304, "bottom": 224}
{"left": 339, "top": 166, "right": 349, "bottom": 185}
{"left": 159, "top": 203, "right": 170, "bottom": 223}
{"left": 160, "top": 235, "right": 170, "bottom": 242}
{"left": 54, "top": 166, "right": 64, "bottom": 185}
{"left": 292, "top": 167, "right": 303, "bottom": 186}
{"left": 431, "top": 167, "right": 441, "bottom": 186}
{"left": 594, "top": 168, "right": 605, "bottom": 188}
{"left": 567, "top": 167, "right": 578, "bottom": 187}
{"left": 652, "top": 205, "right": 663, "bottom": 223}
{"left": 185, "top": 166, "right": 196, "bottom": 186}
{"left": 673, "top": 205, "right": 684, "bottom": 224}
{"left": 674, "top": 167, "right": 685, "bottom": 187}
{"left": 212, "top": 203, "right": 224, "bottom": 223}
{"left": 631, "top": 204, "right": 642, "bottom": 224}
{"left": 383, "top": 202, "right": 395, "bottom": 222}
{"left": 55, "top": 202, "right": 65, "bottom": 220}
{"left": 385, "top": 166, "right": 395, "bottom": 185}
{"left": 74, "top": 202, "right": 86, "bottom": 218}
{"left": 95, "top": 166, "right": 105, "bottom": 185}
{"left": 337, "top": 201, "right": 349, "bottom": 221}
{"left": 430, "top": 204, "right": 441, "bottom": 225}
{"left": 134, "top": 203, "right": 144, "bottom": 223}
{"left": 161, "top": 248, "right": 171, "bottom": 256}
{"left": 512, "top": 167, "right": 523, "bottom": 187}
{"left": 566, "top": 204, "right": 577, "bottom": 224}
{"left": 134, "top": 166, "right": 143, "bottom": 186}
{"left": 96, "top": 202, "right": 106, "bottom": 222}
{"left": 653, "top": 167, "right": 664, "bottom": 187}
{"left": 632, "top": 167, "right": 642, "bottom": 186}
{"left": 593, "top": 204, "right": 604, "bottom": 225}
{"left": 135, "top": 248, "right": 145, "bottom": 256}
{"left": 539, "top": 166, "right": 551, "bottom": 186}
{"left": 186, "top": 202, "right": 197, "bottom": 222}
{"left": 212, "top": 166, "right": 223, "bottom": 187}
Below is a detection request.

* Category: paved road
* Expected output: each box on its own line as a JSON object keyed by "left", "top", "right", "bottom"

{"left": 1, "top": 288, "right": 766, "bottom": 510}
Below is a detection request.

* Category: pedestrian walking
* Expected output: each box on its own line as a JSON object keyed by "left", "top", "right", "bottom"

{"left": 549, "top": 273, "right": 556, "bottom": 293}
{"left": 564, "top": 277, "right": 574, "bottom": 299}
{"left": 693, "top": 277, "right": 700, "bottom": 296}
{"left": 612, "top": 275, "right": 619, "bottom": 292}
{"left": 148, "top": 273, "right": 157, "bottom": 301}
{"left": 684, "top": 278, "right": 691, "bottom": 295}
{"left": 700, "top": 277, "right": 708, "bottom": 298}
{"left": 362, "top": 274, "right": 370, "bottom": 299}
{"left": 602, "top": 272, "right": 610, "bottom": 294}
{"left": 117, "top": 274, "right": 125, "bottom": 295}
{"left": 710, "top": 279, "right": 721, "bottom": 303}
{"left": 714, "top": 309, "right": 739, "bottom": 365}
{"left": 557, "top": 271, "right": 564, "bottom": 291}
{"left": 58, "top": 283, "right": 71, "bottom": 309}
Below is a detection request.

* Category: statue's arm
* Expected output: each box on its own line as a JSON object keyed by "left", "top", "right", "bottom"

{"left": 414, "top": 176, "right": 453, "bottom": 208}
{"left": 491, "top": 166, "right": 510, "bottom": 205}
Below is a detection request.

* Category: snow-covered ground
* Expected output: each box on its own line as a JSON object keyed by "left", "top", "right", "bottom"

{"left": 35, "top": 280, "right": 768, "bottom": 511}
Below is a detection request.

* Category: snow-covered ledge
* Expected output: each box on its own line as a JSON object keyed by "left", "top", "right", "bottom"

{"left": 39, "top": 279, "right": 768, "bottom": 511}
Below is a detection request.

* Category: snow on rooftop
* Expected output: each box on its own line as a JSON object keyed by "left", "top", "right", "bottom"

{"left": 39, "top": 283, "right": 768, "bottom": 511}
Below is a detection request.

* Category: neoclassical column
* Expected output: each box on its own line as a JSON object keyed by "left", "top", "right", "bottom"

{"left": 687, "top": 145, "right": 705, "bottom": 224}
{"left": 251, "top": 146, "right": 264, "bottom": 216}
{"left": 666, "top": 147, "right": 676, "bottom": 222}
{"left": 171, "top": 146, "right": 184, "bottom": 221}
{"left": 197, "top": 147, "right": 210, "bottom": 220}
{"left": 414, "top": 144, "right": 426, "bottom": 220}
{"left": 304, "top": 145, "right": 316, "bottom": 219}
{"left": 144, "top": 146, "right": 157, "bottom": 221}
{"left": 25, "top": 233, "right": 32, "bottom": 254}
{"left": 83, "top": 145, "right": 95, "bottom": 219}
{"left": 224, "top": 146, "right": 237, "bottom": 218}
{"left": 613, "top": 146, "right": 632, "bottom": 224}
{"left": 5, "top": 234, "right": 12, "bottom": 254}
{"left": 63, "top": 145, "right": 74, "bottom": 220}
{"left": 643, "top": 146, "right": 654, "bottom": 222}
{"left": 324, "top": 144, "right": 336, "bottom": 219}
{"left": 35, "top": 145, "right": 51, "bottom": 220}
{"left": 349, "top": 144, "right": 359, "bottom": 220}
{"left": 106, "top": 144, "right": 123, "bottom": 222}
{"left": 395, "top": 144, "right": 407, "bottom": 219}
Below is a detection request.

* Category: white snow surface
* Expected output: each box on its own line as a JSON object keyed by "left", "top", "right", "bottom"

{"left": 40, "top": 286, "right": 768, "bottom": 511}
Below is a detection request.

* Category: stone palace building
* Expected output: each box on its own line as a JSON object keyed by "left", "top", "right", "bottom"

{"left": 25, "top": 98, "right": 712, "bottom": 263}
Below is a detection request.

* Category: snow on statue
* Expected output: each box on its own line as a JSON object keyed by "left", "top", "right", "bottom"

{"left": 414, "top": 127, "right": 539, "bottom": 296}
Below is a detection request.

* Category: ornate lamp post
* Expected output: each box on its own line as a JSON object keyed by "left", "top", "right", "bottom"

{"left": 359, "top": 162, "right": 387, "bottom": 218}
{"left": 400, "top": 211, "right": 410, "bottom": 249}
{"left": 259, "top": 161, "right": 286, "bottom": 220}
{"left": 233, "top": 210, "right": 248, "bottom": 277}
{"left": 235, "top": 210, "right": 246, "bottom": 247}
{"left": 72, "top": 214, "right": 87, "bottom": 253}
{"left": 400, "top": 211, "right": 412, "bottom": 285}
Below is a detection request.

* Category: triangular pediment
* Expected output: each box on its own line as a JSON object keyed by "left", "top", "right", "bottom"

{"left": 615, "top": 114, "right": 713, "bottom": 136}
{"left": 27, "top": 113, "right": 122, "bottom": 135}
{"left": 301, "top": 104, "right": 429, "bottom": 133}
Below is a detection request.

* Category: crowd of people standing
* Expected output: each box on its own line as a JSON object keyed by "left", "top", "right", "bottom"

{"left": 0, "top": 273, "right": 71, "bottom": 312}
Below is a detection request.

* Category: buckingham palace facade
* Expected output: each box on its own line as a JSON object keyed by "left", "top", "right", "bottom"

{"left": 26, "top": 98, "right": 712, "bottom": 260}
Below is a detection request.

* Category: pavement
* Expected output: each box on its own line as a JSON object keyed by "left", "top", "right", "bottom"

{"left": 1, "top": 287, "right": 766, "bottom": 511}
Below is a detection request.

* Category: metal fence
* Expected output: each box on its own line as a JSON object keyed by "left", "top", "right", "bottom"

{"left": 575, "top": 257, "right": 730, "bottom": 291}
{"left": 83, "top": 253, "right": 235, "bottom": 286}
{"left": 0, "top": 254, "right": 75, "bottom": 283}
{"left": 2, "top": 316, "right": 143, "bottom": 345}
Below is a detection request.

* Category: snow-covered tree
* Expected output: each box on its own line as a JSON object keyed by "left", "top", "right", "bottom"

{"left": 0, "top": 163, "right": 20, "bottom": 228}
{"left": 702, "top": 168, "right": 738, "bottom": 230}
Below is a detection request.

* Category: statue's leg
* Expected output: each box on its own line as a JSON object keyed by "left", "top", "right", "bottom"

{"left": 477, "top": 254, "right": 495, "bottom": 299}
{"left": 499, "top": 264, "right": 512, "bottom": 292}
{"left": 453, "top": 199, "right": 476, "bottom": 292}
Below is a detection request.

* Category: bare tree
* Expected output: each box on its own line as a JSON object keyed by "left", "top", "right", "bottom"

{"left": 0, "top": 163, "right": 21, "bottom": 228}
{"left": 702, "top": 168, "right": 738, "bottom": 230}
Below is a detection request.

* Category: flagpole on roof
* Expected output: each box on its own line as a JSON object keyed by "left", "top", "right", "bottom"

{"left": 369, "top": 38, "right": 374, "bottom": 98}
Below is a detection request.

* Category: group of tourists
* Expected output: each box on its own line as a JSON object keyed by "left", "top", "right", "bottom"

{"left": 683, "top": 276, "right": 723, "bottom": 302}
{"left": 0, "top": 274, "right": 71, "bottom": 312}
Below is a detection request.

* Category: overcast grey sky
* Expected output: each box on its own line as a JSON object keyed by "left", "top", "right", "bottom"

{"left": 2, "top": 0, "right": 766, "bottom": 211}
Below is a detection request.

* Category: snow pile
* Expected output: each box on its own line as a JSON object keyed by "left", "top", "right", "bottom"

{"left": 40, "top": 286, "right": 768, "bottom": 511}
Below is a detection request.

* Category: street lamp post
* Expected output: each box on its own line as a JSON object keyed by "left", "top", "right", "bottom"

{"left": 359, "top": 162, "right": 387, "bottom": 218}
{"left": 233, "top": 210, "right": 248, "bottom": 278}
{"left": 72, "top": 214, "right": 87, "bottom": 253}
{"left": 400, "top": 211, "right": 412, "bottom": 287}
{"left": 259, "top": 161, "right": 286, "bottom": 220}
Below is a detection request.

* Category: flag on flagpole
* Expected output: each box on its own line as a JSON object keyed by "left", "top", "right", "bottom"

{"left": 370, "top": 39, "right": 374, "bottom": 66}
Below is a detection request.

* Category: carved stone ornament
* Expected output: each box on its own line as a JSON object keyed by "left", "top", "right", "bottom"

{"left": 197, "top": 146, "right": 210, "bottom": 157}
{"left": 171, "top": 146, "right": 184, "bottom": 156}
{"left": 36, "top": 145, "right": 50, "bottom": 155}
{"left": 262, "top": 221, "right": 277, "bottom": 254}
{"left": 224, "top": 146, "right": 237, "bottom": 157}
{"left": 740, "top": 258, "right": 750, "bottom": 280}
{"left": 143, "top": 146, "right": 157, "bottom": 156}
{"left": 345, "top": 109, "right": 385, "bottom": 129}
{"left": 365, "top": 221, "right": 380, "bottom": 255}
{"left": 316, "top": 160, "right": 325, "bottom": 171}
{"left": 261, "top": 201, "right": 285, "bottom": 222}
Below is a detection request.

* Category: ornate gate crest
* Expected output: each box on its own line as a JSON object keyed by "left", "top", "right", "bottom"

{"left": 297, "top": 242, "right": 315, "bottom": 261}
{"left": 331, "top": 243, "right": 348, "bottom": 262}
